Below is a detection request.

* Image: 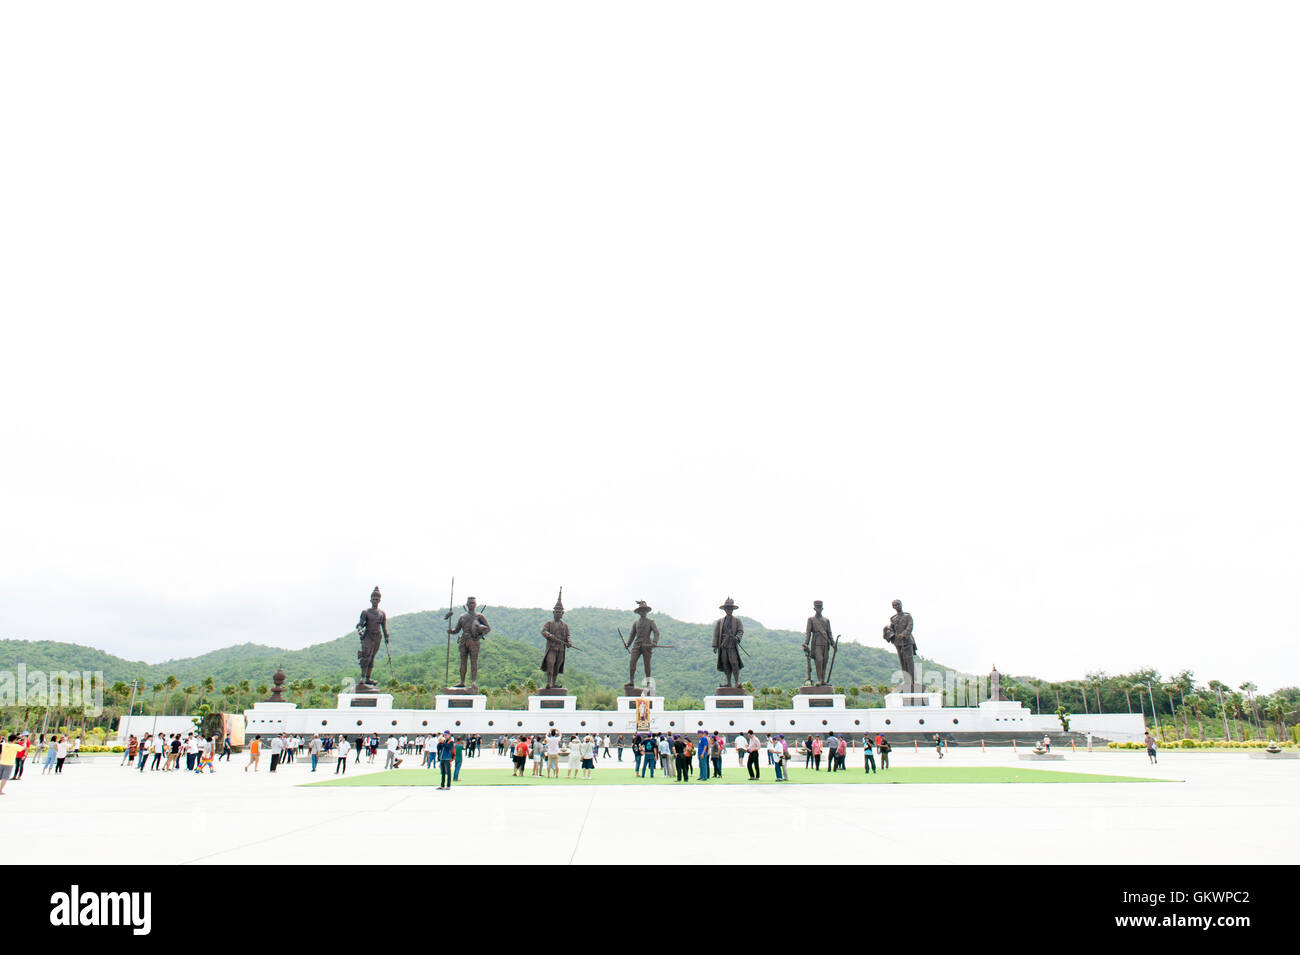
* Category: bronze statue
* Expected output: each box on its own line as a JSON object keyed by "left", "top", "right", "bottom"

{"left": 355, "top": 586, "right": 390, "bottom": 689}
{"left": 447, "top": 596, "right": 491, "bottom": 691}
{"left": 712, "top": 597, "right": 745, "bottom": 688}
{"left": 803, "top": 600, "right": 833, "bottom": 686}
{"left": 626, "top": 600, "right": 660, "bottom": 687}
{"left": 883, "top": 598, "right": 917, "bottom": 693}
{"left": 540, "top": 589, "right": 572, "bottom": 690}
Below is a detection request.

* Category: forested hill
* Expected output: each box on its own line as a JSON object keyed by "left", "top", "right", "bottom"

{"left": 0, "top": 605, "right": 955, "bottom": 701}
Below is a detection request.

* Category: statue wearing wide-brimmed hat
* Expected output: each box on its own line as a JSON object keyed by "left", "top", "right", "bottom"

{"left": 712, "top": 597, "right": 745, "bottom": 688}
{"left": 540, "top": 588, "right": 572, "bottom": 690}
{"left": 625, "top": 599, "right": 660, "bottom": 689}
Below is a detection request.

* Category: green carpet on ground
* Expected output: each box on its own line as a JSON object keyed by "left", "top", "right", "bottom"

{"left": 302, "top": 766, "right": 1166, "bottom": 787}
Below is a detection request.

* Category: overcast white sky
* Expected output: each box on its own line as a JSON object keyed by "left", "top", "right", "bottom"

{"left": 2, "top": 3, "right": 1296, "bottom": 691}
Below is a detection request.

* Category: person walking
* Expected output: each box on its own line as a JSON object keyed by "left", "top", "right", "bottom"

{"left": 454, "top": 736, "right": 465, "bottom": 781}
{"left": 632, "top": 736, "right": 643, "bottom": 775}
{"left": 44, "top": 735, "right": 61, "bottom": 775}
{"left": 335, "top": 739, "right": 349, "bottom": 774}
{"left": 220, "top": 733, "right": 232, "bottom": 762}
{"left": 933, "top": 733, "right": 944, "bottom": 759}
{"left": 746, "top": 730, "right": 760, "bottom": 780}
{"left": 244, "top": 736, "right": 261, "bottom": 772}
{"left": 1145, "top": 731, "right": 1158, "bottom": 765}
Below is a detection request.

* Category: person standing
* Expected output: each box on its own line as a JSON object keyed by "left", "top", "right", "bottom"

{"left": 673, "top": 736, "right": 688, "bottom": 782}
{"left": 309, "top": 734, "right": 322, "bottom": 772}
{"left": 836, "top": 734, "right": 847, "bottom": 771}
{"left": 632, "top": 736, "right": 643, "bottom": 776}
{"left": 878, "top": 735, "right": 891, "bottom": 770}
{"left": 566, "top": 736, "right": 582, "bottom": 778}
{"left": 696, "top": 730, "right": 710, "bottom": 781}
{"left": 454, "top": 736, "right": 465, "bottom": 781}
{"left": 746, "top": 730, "right": 760, "bottom": 780}
{"left": 436, "top": 731, "right": 455, "bottom": 790}
{"left": 54, "top": 735, "right": 69, "bottom": 773}
{"left": 0, "top": 735, "right": 21, "bottom": 795}
{"left": 580, "top": 735, "right": 595, "bottom": 780}
{"left": 735, "top": 734, "right": 747, "bottom": 767}
{"left": 545, "top": 730, "right": 561, "bottom": 779}
{"left": 811, "top": 736, "right": 823, "bottom": 771}
{"left": 864, "top": 736, "right": 877, "bottom": 774}
{"left": 710, "top": 733, "right": 723, "bottom": 779}
{"left": 269, "top": 734, "right": 283, "bottom": 773}
{"left": 384, "top": 736, "right": 400, "bottom": 770}
{"left": 617, "top": 735, "right": 625, "bottom": 762}
{"left": 659, "top": 735, "right": 671, "bottom": 777}
{"left": 824, "top": 733, "right": 839, "bottom": 773}
{"left": 13, "top": 734, "right": 29, "bottom": 780}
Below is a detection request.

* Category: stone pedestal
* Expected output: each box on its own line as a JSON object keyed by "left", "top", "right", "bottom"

{"left": 1019, "top": 750, "right": 1065, "bottom": 761}
{"left": 1248, "top": 750, "right": 1298, "bottom": 759}
{"left": 704, "top": 694, "right": 753, "bottom": 711}
{"left": 798, "top": 684, "right": 835, "bottom": 695}
{"left": 435, "top": 693, "right": 487, "bottom": 712}
{"left": 528, "top": 693, "right": 577, "bottom": 712}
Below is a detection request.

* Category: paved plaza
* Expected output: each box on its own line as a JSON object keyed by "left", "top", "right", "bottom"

{"left": 5, "top": 747, "right": 1295, "bottom": 865}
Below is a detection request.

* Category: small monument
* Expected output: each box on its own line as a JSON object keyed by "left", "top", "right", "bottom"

{"left": 268, "top": 667, "right": 287, "bottom": 703}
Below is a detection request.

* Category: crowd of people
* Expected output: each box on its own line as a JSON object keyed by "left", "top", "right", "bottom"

{"left": 0, "top": 732, "right": 81, "bottom": 793}
{"left": 1, "top": 726, "right": 902, "bottom": 795}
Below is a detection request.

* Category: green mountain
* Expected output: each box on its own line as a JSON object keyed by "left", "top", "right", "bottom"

{"left": 0, "top": 606, "right": 952, "bottom": 702}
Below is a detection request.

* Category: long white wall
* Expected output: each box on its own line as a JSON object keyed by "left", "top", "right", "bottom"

{"left": 239, "top": 698, "right": 1147, "bottom": 742}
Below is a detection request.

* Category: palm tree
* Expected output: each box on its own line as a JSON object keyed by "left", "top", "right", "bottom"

{"left": 181, "top": 685, "right": 196, "bottom": 716}
{"left": 238, "top": 679, "right": 251, "bottom": 709}
{"left": 1117, "top": 680, "right": 1134, "bottom": 714}
{"left": 164, "top": 674, "right": 179, "bottom": 715}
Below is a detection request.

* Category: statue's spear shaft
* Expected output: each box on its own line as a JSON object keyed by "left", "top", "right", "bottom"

{"left": 443, "top": 576, "right": 455, "bottom": 686}
{"left": 825, "top": 633, "right": 841, "bottom": 685}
